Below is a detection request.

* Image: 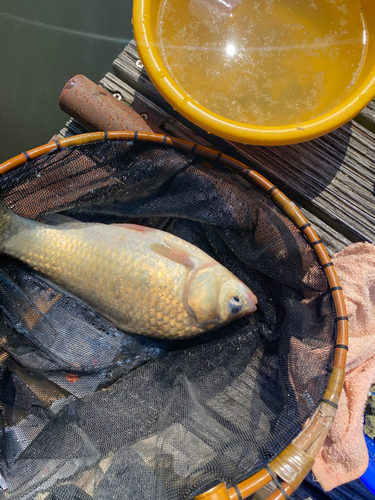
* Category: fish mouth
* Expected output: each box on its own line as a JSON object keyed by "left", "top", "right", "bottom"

{"left": 247, "top": 289, "right": 258, "bottom": 313}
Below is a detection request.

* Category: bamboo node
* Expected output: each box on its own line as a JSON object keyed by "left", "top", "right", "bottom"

{"left": 322, "top": 366, "right": 345, "bottom": 406}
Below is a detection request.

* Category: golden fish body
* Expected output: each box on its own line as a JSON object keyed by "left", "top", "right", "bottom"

{"left": 0, "top": 206, "right": 257, "bottom": 339}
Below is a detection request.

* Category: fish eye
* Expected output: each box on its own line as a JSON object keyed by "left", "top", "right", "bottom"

{"left": 228, "top": 296, "right": 243, "bottom": 314}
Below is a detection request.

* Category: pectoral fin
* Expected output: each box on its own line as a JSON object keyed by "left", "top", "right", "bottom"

{"left": 149, "top": 241, "right": 195, "bottom": 267}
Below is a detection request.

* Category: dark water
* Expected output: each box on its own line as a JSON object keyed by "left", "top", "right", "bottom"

{"left": 0, "top": 0, "right": 133, "bottom": 163}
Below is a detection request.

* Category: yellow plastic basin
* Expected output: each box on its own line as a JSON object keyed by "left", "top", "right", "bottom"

{"left": 133, "top": 0, "right": 375, "bottom": 145}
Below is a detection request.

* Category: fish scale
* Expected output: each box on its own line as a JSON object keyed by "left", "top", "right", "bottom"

{"left": 0, "top": 205, "right": 257, "bottom": 339}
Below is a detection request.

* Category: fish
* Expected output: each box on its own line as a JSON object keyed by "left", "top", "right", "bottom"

{"left": 0, "top": 205, "right": 257, "bottom": 339}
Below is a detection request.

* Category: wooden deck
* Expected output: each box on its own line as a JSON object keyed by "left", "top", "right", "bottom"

{"left": 59, "top": 41, "right": 375, "bottom": 500}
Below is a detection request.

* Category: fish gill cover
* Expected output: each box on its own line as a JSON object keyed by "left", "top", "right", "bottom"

{"left": 0, "top": 139, "right": 335, "bottom": 499}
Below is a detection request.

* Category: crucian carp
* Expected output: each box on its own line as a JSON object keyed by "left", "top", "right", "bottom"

{"left": 0, "top": 205, "right": 257, "bottom": 339}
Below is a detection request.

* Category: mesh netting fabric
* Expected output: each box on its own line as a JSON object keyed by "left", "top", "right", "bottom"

{"left": 0, "top": 140, "right": 335, "bottom": 500}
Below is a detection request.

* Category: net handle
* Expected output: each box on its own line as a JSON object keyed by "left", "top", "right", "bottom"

{"left": 59, "top": 74, "right": 164, "bottom": 135}
{"left": 0, "top": 131, "right": 348, "bottom": 500}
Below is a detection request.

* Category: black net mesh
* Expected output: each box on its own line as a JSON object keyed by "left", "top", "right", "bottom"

{"left": 0, "top": 139, "right": 335, "bottom": 500}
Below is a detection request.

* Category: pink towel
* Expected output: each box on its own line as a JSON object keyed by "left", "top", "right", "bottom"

{"left": 312, "top": 242, "right": 375, "bottom": 491}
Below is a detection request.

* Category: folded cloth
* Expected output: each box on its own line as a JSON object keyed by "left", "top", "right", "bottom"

{"left": 312, "top": 242, "right": 375, "bottom": 491}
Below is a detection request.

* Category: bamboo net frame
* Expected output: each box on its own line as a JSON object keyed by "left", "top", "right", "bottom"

{"left": 0, "top": 131, "right": 348, "bottom": 500}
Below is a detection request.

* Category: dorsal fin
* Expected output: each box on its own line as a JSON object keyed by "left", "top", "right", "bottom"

{"left": 111, "top": 223, "right": 156, "bottom": 232}
{"left": 38, "top": 213, "right": 79, "bottom": 225}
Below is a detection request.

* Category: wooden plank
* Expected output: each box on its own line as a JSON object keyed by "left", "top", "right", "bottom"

{"left": 228, "top": 123, "right": 375, "bottom": 244}
{"left": 59, "top": 117, "right": 89, "bottom": 138}
{"left": 113, "top": 42, "right": 375, "bottom": 245}
{"left": 99, "top": 72, "right": 213, "bottom": 147}
{"left": 299, "top": 209, "right": 351, "bottom": 256}
{"left": 360, "top": 100, "right": 375, "bottom": 124}
{"left": 113, "top": 41, "right": 162, "bottom": 104}
{"left": 355, "top": 100, "right": 375, "bottom": 134}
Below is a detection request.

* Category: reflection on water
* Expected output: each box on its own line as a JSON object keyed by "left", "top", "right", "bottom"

{"left": 0, "top": 0, "right": 133, "bottom": 163}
